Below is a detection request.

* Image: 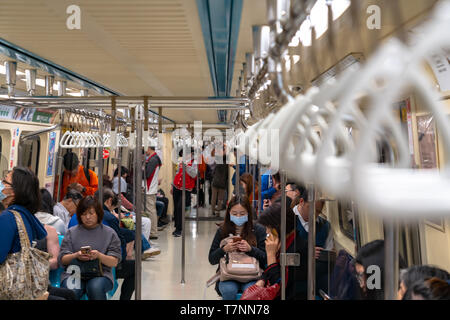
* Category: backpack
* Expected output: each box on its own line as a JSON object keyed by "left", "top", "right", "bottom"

{"left": 218, "top": 236, "right": 262, "bottom": 283}
{"left": 83, "top": 166, "right": 91, "bottom": 184}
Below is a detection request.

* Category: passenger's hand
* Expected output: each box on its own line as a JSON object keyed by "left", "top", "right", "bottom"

{"left": 315, "top": 247, "right": 323, "bottom": 260}
{"left": 265, "top": 233, "right": 280, "bottom": 256}
{"left": 77, "top": 251, "right": 91, "bottom": 261}
{"left": 89, "top": 250, "right": 101, "bottom": 260}
{"left": 223, "top": 241, "right": 238, "bottom": 253}
{"left": 263, "top": 199, "right": 271, "bottom": 210}
{"left": 255, "top": 280, "right": 265, "bottom": 288}
{"left": 237, "top": 240, "right": 251, "bottom": 252}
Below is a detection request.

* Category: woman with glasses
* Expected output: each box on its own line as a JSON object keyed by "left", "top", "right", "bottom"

{"left": 0, "top": 167, "right": 49, "bottom": 298}
{"left": 58, "top": 196, "right": 121, "bottom": 300}
{"left": 208, "top": 196, "right": 267, "bottom": 300}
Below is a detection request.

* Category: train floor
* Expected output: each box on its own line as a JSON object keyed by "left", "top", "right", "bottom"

{"left": 111, "top": 202, "right": 226, "bottom": 300}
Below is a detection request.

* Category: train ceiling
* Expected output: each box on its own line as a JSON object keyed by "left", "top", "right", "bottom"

{"left": 0, "top": 0, "right": 263, "bottom": 125}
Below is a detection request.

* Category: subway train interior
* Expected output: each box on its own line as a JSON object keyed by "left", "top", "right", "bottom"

{"left": 0, "top": 0, "right": 449, "bottom": 302}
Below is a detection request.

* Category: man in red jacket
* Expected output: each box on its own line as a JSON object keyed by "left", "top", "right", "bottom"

{"left": 171, "top": 147, "right": 197, "bottom": 237}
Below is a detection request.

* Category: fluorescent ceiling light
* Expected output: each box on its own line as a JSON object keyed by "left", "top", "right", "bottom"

{"left": 299, "top": 19, "right": 312, "bottom": 46}
{"left": 67, "top": 92, "right": 81, "bottom": 96}
{"left": 310, "top": 0, "right": 328, "bottom": 39}
{"left": 36, "top": 79, "right": 45, "bottom": 87}
{"left": 332, "top": 0, "right": 351, "bottom": 20}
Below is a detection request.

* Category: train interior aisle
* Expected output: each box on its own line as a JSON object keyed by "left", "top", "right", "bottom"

{"left": 113, "top": 197, "right": 224, "bottom": 300}
{"left": 0, "top": 0, "right": 450, "bottom": 302}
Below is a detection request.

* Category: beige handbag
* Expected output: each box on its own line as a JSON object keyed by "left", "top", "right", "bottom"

{"left": 219, "top": 236, "right": 262, "bottom": 283}
{"left": 0, "top": 210, "right": 50, "bottom": 300}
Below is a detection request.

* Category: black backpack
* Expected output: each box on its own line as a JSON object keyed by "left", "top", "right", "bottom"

{"left": 83, "top": 166, "right": 91, "bottom": 184}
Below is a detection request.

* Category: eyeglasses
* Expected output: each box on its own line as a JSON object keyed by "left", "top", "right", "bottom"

{"left": 355, "top": 271, "right": 366, "bottom": 285}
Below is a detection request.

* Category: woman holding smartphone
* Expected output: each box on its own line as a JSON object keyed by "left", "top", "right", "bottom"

{"left": 58, "top": 196, "right": 122, "bottom": 300}
{"left": 208, "top": 196, "right": 267, "bottom": 300}
{"left": 254, "top": 200, "right": 302, "bottom": 300}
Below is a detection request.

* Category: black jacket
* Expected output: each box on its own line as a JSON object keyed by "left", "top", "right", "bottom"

{"left": 211, "top": 155, "right": 228, "bottom": 189}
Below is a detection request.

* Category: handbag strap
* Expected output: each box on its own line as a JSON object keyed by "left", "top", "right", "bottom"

{"left": 10, "top": 210, "right": 32, "bottom": 249}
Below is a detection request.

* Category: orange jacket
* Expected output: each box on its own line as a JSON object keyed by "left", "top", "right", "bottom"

{"left": 55, "top": 165, "right": 99, "bottom": 202}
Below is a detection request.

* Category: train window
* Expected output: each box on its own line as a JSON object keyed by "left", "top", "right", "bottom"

{"left": 338, "top": 200, "right": 355, "bottom": 241}
{"left": 18, "top": 136, "right": 40, "bottom": 176}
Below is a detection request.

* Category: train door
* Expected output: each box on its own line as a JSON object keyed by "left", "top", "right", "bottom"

{"left": 18, "top": 133, "right": 40, "bottom": 176}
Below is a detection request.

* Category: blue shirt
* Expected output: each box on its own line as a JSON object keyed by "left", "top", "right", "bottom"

{"left": 0, "top": 204, "right": 47, "bottom": 263}
{"left": 260, "top": 170, "right": 277, "bottom": 209}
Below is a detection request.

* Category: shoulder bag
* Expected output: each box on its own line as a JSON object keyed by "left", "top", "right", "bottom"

{"left": 0, "top": 210, "right": 50, "bottom": 300}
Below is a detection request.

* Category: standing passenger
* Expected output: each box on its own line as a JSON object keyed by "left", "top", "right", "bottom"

{"left": 144, "top": 145, "right": 162, "bottom": 240}
{"left": 211, "top": 152, "right": 228, "bottom": 217}
{"left": 55, "top": 152, "right": 98, "bottom": 201}
{"left": 171, "top": 148, "right": 197, "bottom": 237}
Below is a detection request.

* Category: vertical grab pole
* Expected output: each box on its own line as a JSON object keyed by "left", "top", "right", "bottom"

{"left": 54, "top": 109, "right": 65, "bottom": 202}
{"left": 258, "top": 164, "right": 262, "bottom": 217}
{"left": 252, "top": 164, "right": 256, "bottom": 214}
{"left": 134, "top": 105, "right": 144, "bottom": 300}
{"left": 384, "top": 220, "right": 399, "bottom": 300}
{"left": 130, "top": 108, "right": 136, "bottom": 209}
{"left": 196, "top": 159, "right": 200, "bottom": 221}
{"left": 181, "top": 143, "right": 186, "bottom": 284}
{"left": 97, "top": 112, "right": 104, "bottom": 203}
{"left": 280, "top": 170, "right": 287, "bottom": 300}
{"left": 235, "top": 150, "right": 240, "bottom": 199}
{"left": 307, "top": 184, "right": 316, "bottom": 300}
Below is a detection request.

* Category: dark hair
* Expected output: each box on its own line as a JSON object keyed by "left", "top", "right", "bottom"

{"left": 287, "top": 182, "right": 306, "bottom": 207}
{"left": 257, "top": 197, "right": 296, "bottom": 237}
{"left": 404, "top": 277, "right": 450, "bottom": 300}
{"left": 39, "top": 188, "right": 54, "bottom": 215}
{"left": 76, "top": 196, "right": 104, "bottom": 225}
{"left": 220, "top": 196, "right": 256, "bottom": 247}
{"left": 113, "top": 166, "right": 129, "bottom": 177}
{"left": 149, "top": 146, "right": 156, "bottom": 151}
{"left": 63, "top": 152, "right": 79, "bottom": 171}
{"left": 99, "top": 188, "right": 118, "bottom": 207}
{"left": 355, "top": 240, "right": 385, "bottom": 300}
{"left": 103, "top": 175, "right": 113, "bottom": 188}
{"left": 239, "top": 173, "right": 254, "bottom": 199}
{"left": 64, "top": 189, "right": 83, "bottom": 202}
{"left": 11, "top": 167, "right": 41, "bottom": 214}
{"left": 400, "top": 265, "right": 450, "bottom": 297}
{"left": 272, "top": 172, "right": 281, "bottom": 184}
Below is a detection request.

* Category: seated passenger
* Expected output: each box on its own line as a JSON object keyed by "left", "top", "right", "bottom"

{"left": 59, "top": 196, "right": 121, "bottom": 300}
{"left": 254, "top": 200, "right": 301, "bottom": 299}
{"left": 403, "top": 277, "right": 450, "bottom": 300}
{"left": 354, "top": 239, "right": 406, "bottom": 300}
{"left": 291, "top": 187, "right": 334, "bottom": 297}
{"left": 208, "top": 196, "right": 267, "bottom": 300}
{"left": 0, "top": 167, "right": 49, "bottom": 300}
{"left": 53, "top": 189, "right": 83, "bottom": 228}
{"left": 35, "top": 188, "right": 66, "bottom": 235}
{"left": 398, "top": 265, "right": 450, "bottom": 300}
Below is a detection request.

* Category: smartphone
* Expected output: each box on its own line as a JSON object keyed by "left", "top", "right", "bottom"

{"left": 271, "top": 228, "right": 278, "bottom": 238}
{"left": 80, "top": 246, "right": 91, "bottom": 254}
{"left": 319, "top": 289, "right": 332, "bottom": 300}
{"left": 232, "top": 236, "right": 242, "bottom": 243}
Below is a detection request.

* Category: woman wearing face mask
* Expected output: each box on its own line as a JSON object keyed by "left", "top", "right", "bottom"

{"left": 208, "top": 196, "right": 267, "bottom": 300}
{"left": 0, "top": 167, "right": 48, "bottom": 298}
